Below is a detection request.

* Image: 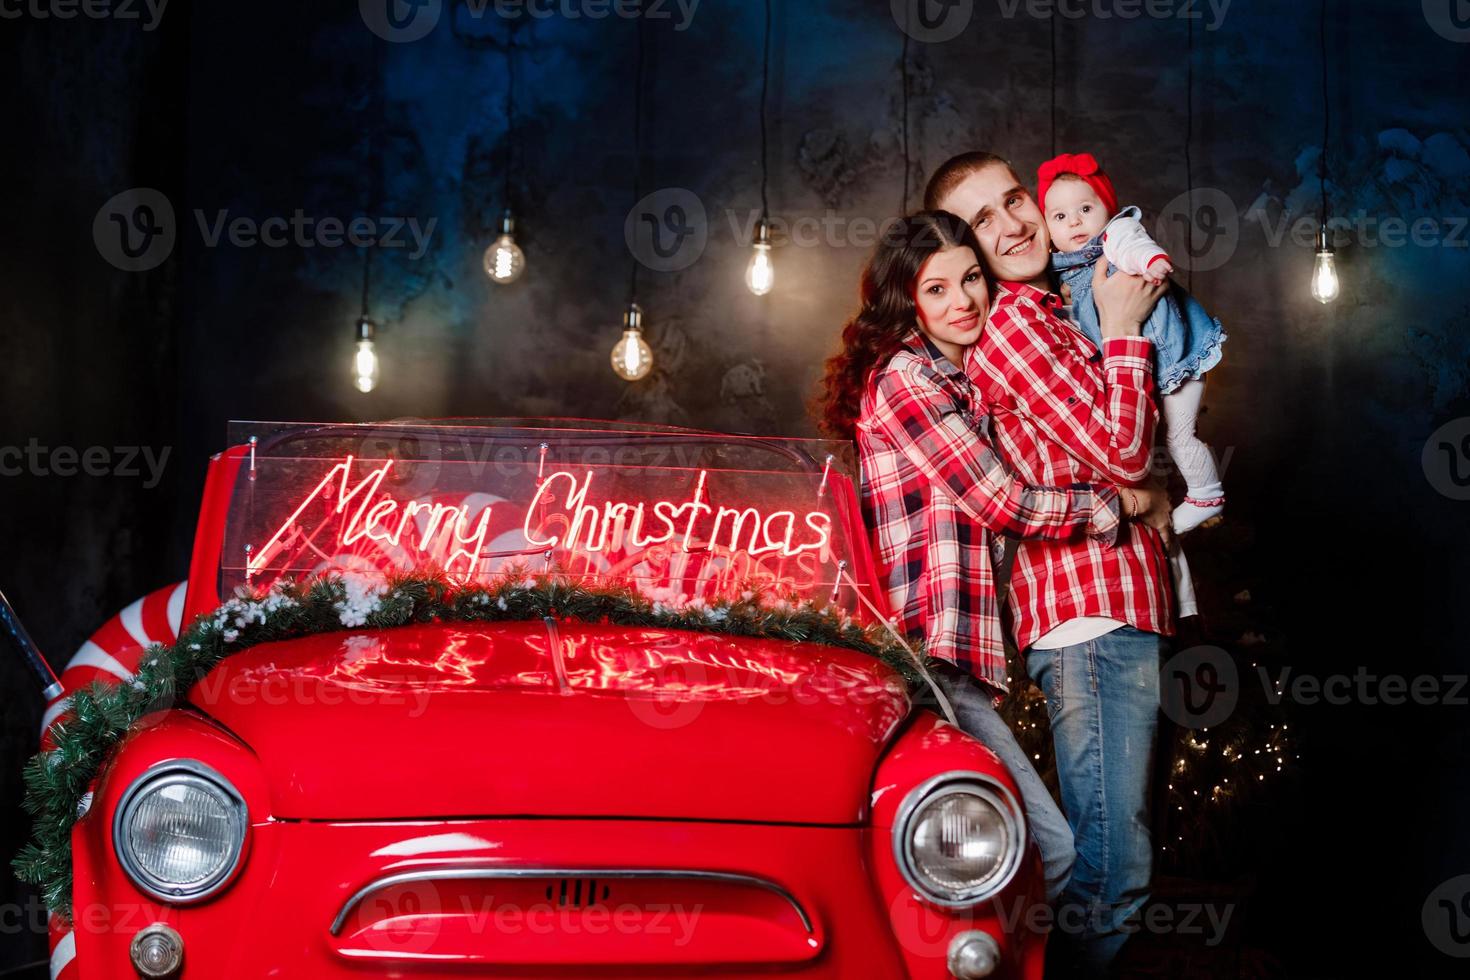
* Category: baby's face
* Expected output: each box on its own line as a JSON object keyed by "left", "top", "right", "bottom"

{"left": 1044, "top": 178, "right": 1111, "bottom": 252}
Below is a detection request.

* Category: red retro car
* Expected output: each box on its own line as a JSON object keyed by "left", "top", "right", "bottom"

{"left": 28, "top": 420, "right": 1048, "bottom": 979}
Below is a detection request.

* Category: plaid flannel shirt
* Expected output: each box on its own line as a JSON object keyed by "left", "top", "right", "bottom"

{"left": 856, "top": 331, "right": 1121, "bottom": 693}
{"left": 969, "top": 282, "right": 1174, "bottom": 652}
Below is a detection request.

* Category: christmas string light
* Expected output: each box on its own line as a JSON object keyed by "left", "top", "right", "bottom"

{"left": 1002, "top": 646, "right": 1299, "bottom": 866}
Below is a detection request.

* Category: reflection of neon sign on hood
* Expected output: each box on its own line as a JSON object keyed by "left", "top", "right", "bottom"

{"left": 245, "top": 456, "right": 833, "bottom": 585}
{"left": 524, "top": 470, "right": 831, "bottom": 559}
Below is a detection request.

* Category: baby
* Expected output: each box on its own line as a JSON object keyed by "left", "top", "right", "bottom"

{"left": 1038, "top": 152, "right": 1229, "bottom": 534}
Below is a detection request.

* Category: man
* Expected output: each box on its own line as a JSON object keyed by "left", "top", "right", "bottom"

{"left": 926, "top": 151, "right": 1174, "bottom": 975}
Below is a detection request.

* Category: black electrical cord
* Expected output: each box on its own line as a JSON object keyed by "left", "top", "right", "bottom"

{"left": 504, "top": 30, "right": 516, "bottom": 211}
{"left": 628, "top": 6, "right": 646, "bottom": 303}
{"left": 900, "top": 19, "right": 910, "bottom": 215}
{"left": 360, "top": 35, "right": 381, "bottom": 320}
{"left": 1184, "top": 10, "right": 1194, "bottom": 291}
{"left": 759, "top": 0, "right": 771, "bottom": 223}
{"left": 1049, "top": 13, "right": 1057, "bottom": 157}
{"left": 1319, "top": 0, "right": 1330, "bottom": 230}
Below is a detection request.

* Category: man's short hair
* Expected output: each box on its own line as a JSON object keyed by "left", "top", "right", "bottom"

{"left": 923, "top": 151, "right": 1017, "bottom": 212}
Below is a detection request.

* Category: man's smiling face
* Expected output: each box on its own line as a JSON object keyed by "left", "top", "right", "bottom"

{"left": 935, "top": 161, "right": 1052, "bottom": 286}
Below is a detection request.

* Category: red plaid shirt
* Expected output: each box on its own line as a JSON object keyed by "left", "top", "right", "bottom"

{"left": 969, "top": 282, "right": 1174, "bottom": 652}
{"left": 856, "top": 331, "right": 1121, "bottom": 693}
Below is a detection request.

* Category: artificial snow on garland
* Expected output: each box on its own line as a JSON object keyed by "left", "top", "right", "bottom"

{"left": 13, "top": 568, "right": 930, "bottom": 919}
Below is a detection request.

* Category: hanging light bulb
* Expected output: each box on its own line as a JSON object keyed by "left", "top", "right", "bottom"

{"left": 1310, "top": 225, "right": 1339, "bottom": 304}
{"left": 610, "top": 302, "right": 653, "bottom": 381}
{"left": 353, "top": 315, "right": 380, "bottom": 393}
{"left": 483, "top": 209, "right": 525, "bottom": 284}
{"left": 745, "top": 218, "right": 774, "bottom": 296}
{"left": 1309, "top": 0, "right": 1338, "bottom": 306}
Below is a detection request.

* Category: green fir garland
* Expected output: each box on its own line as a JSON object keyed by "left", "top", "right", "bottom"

{"left": 12, "top": 569, "right": 930, "bottom": 921}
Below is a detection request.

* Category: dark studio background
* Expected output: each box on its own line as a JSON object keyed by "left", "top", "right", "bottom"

{"left": 3, "top": 0, "right": 1469, "bottom": 976}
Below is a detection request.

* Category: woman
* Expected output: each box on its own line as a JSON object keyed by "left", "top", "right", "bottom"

{"left": 816, "top": 210, "right": 1166, "bottom": 902}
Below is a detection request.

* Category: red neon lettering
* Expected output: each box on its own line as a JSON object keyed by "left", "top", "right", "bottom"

{"left": 249, "top": 456, "right": 494, "bottom": 581}
{"left": 247, "top": 456, "right": 393, "bottom": 577}
{"left": 679, "top": 471, "right": 712, "bottom": 552}
{"left": 522, "top": 469, "right": 830, "bottom": 561}
{"left": 252, "top": 460, "right": 838, "bottom": 585}
{"left": 799, "top": 512, "right": 833, "bottom": 556}
{"left": 523, "top": 471, "right": 574, "bottom": 549}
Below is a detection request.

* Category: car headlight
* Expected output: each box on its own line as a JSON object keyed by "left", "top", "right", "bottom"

{"left": 113, "top": 761, "right": 248, "bottom": 904}
{"left": 893, "top": 773, "right": 1025, "bottom": 907}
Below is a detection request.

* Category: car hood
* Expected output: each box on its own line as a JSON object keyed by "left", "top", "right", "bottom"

{"left": 189, "top": 621, "right": 912, "bottom": 824}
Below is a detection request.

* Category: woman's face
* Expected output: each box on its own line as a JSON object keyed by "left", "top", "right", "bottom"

{"left": 913, "top": 245, "right": 988, "bottom": 364}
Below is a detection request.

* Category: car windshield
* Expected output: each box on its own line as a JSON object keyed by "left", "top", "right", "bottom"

{"left": 219, "top": 420, "right": 880, "bottom": 618}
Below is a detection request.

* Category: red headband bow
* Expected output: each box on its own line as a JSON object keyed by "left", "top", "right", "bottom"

{"left": 1036, "top": 152, "right": 1119, "bottom": 216}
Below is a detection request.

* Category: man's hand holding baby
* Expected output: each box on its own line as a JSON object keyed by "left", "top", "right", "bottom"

{"left": 1093, "top": 260, "right": 1168, "bottom": 339}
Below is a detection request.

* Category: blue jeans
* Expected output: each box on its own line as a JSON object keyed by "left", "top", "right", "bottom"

{"left": 936, "top": 669, "right": 1076, "bottom": 904}
{"left": 1025, "top": 626, "right": 1165, "bottom": 975}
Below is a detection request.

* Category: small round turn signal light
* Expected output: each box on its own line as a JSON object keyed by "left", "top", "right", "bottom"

{"left": 129, "top": 922, "right": 184, "bottom": 978}
{"left": 948, "top": 929, "right": 1001, "bottom": 978}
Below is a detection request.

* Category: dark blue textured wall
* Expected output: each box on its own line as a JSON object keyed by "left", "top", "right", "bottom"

{"left": 3, "top": 1, "right": 1469, "bottom": 973}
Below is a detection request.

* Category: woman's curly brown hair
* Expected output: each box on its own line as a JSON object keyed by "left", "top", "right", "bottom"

{"left": 815, "top": 210, "right": 985, "bottom": 439}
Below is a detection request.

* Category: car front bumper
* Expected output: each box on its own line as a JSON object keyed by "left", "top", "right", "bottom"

{"left": 69, "top": 814, "right": 1042, "bottom": 978}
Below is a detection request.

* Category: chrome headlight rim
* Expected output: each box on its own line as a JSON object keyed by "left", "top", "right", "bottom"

{"left": 892, "top": 771, "right": 1026, "bottom": 908}
{"left": 112, "top": 759, "right": 248, "bottom": 905}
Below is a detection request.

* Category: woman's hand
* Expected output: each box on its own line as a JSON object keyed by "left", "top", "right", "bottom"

{"left": 1093, "top": 260, "right": 1167, "bottom": 339}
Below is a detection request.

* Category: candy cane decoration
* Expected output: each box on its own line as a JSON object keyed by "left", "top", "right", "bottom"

{"left": 38, "top": 581, "right": 188, "bottom": 748}
{"left": 39, "top": 581, "right": 186, "bottom": 980}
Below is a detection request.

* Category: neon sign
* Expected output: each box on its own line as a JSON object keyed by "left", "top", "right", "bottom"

{"left": 247, "top": 457, "right": 495, "bottom": 579}
{"left": 523, "top": 470, "right": 831, "bottom": 558}
{"left": 244, "top": 456, "right": 834, "bottom": 584}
